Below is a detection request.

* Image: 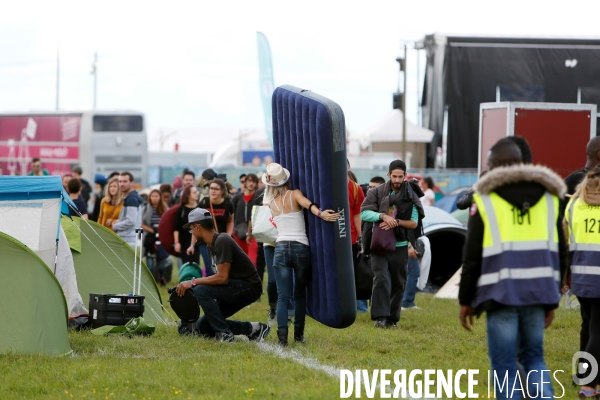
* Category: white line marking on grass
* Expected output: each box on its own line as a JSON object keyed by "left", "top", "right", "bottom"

{"left": 255, "top": 342, "right": 418, "bottom": 399}
{"left": 256, "top": 342, "right": 341, "bottom": 378}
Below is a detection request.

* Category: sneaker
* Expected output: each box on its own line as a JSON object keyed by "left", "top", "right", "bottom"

{"left": 248, "top": 322, "right": 271, "bottom": 342}
{"left": 267, "top": 309, "right": 276, "bottom": 327}
{"left": 401, "top": 306, "right": 420, "bottom": 310}
{"left": 177, "top": 321, "right": 197, "bottom": 336}
{"left": 386, "top": 319, "right": 399, "bottom": 329}
{"left": 215, "top": 331, "right": 234, "bottom": 343}
{"left": 374, "top": 317, "right": 388, "bottom": 329}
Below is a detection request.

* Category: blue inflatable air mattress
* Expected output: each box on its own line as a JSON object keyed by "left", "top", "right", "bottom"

{"left": 272, "top": 85, "right": 356, "bottom": 328}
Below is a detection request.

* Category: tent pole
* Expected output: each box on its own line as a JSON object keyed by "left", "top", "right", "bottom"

{"left": 54, "top": 238, "right": 59, "bottom": 273}
{"left": 133, "top": 231, "right": 139, "bottom": 295}
{"left": 137, "top": 233, "right": 142, "bottom": 296}
{"left": 135, "top": 228, "right": 143, "bottom": 295}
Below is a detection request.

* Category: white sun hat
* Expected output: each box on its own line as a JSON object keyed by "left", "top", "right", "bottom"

{"left": 261, "top": 163, "right": 290, "bottom": 187}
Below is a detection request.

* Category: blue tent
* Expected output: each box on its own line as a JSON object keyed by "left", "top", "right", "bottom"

{"left": 0, "top": 176, "right": 75, "bottom": 269}
{"left": 433, "top": 190, "right": 467, "bottom": 213}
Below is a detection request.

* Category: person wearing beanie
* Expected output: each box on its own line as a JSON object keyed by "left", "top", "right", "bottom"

{"left": 360, "top": 159, "right": 420, "bottom": 328}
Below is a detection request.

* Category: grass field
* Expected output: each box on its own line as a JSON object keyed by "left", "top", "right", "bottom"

{"left": 0, "top": 278, "right": 584, "bottom": 399}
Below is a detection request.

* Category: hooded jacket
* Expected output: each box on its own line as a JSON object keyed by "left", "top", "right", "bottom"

{"left": 113, "top": 189, "right": 144, "bottom": 245}
{"left": 458, "top": 164, "right": 568, "bottom": 314}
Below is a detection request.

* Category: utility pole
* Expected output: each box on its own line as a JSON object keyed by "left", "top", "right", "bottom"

{"left": 91, "top": 52, "right": 98, "bottom": 109}
{"left": 401, "top": 44, "right": 407, "bottom": 161}
{"left": 56, "top": 43, "right": 60, "bottom": 110}
{"left": 394, "top": 44, "right": 408, "bottom": 161}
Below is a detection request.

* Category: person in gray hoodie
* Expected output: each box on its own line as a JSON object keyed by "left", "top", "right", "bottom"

{"left": 112, "top": 171, "right": 144, "bottom": 248}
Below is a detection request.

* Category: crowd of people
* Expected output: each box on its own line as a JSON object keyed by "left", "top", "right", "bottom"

{"left": 12, "top": 134, "right": 600, "bottom": 398}
{"left": 171, "top": 136, "right": 599, "bottom": 399}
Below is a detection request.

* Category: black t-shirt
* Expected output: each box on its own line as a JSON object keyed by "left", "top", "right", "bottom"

{"left": 198, "top": 198, "right": 234, "bottom": 234}
{"left": 208, "top": 234, "right": 261, "bottom": 285}
{"left": 173, "top": 205, "right": 196, "bottom": 247}
{"left": 232, "top": 190, "right": 262, "bottom": 227}
{"left": 80, "top": 178, "right": 92, "bottom": 204}
{"left": 69, "top": 197, "right": 88, "bottom": 216}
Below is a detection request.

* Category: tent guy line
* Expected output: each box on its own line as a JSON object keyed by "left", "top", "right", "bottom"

{"left": 63, "top": 216, "right": 176, "bottom": 325}
{"left": 64, "top": 216, "right": 174, "bottom": 325}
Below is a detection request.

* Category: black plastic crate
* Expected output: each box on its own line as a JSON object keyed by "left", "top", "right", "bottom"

{"left": 89, "top": 293, "right": 145, "bottom": 329}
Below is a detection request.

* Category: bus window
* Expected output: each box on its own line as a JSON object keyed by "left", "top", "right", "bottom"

{"left": 93, "top": 115, "right": 143, "bottom": 132}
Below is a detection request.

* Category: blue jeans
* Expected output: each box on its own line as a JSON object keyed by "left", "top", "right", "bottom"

{"left": 193, "top": 279, "right": 261, "bottom": 336}
{"left": 199, "top": 243, "right": 213, "bottom": 277}
{"left": 264, "top": 245, "right": 294, "bottom": 315}
{"left": 146, "top": 256, "right": 170, "bottom": 277}
{"left": 402, "top": 257, "right": 420, "bottom": 308}
{"left": 357, "top": 300, "right": 369, "bottom": 312}
{"left": 486, "top": 306, "right": 554, "bottom": 399}
{"left": 273, "top": 241, "right": 310, "bottom": 328}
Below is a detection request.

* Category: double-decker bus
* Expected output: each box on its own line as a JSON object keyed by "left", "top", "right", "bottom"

{"left": 0, "top": 111, "right": 148, "bottom": 188}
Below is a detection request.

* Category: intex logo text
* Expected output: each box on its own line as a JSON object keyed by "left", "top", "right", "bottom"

{"left": 338, "top": 208, "right": 346, "bottom": 238}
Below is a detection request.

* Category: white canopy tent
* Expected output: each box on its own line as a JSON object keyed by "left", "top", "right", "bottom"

{"left": 364, "top": 109, "right": 435, "bottom": 143}
{"left": 352, "top": 110, "right": 435, "bottom": 168}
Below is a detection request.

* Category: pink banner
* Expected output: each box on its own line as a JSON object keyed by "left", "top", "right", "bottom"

{"left": 0, "top": 144, "right": 79, "bottom": 160}
{"left": 0, "top": 115, "right": 81, "bottom": 142}
{"left": 0, "top": 115, "right": 82, "bottom": 176}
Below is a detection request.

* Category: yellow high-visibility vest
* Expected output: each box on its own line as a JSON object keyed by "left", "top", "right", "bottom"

{"left": 565, "top": 197, "right": 600, "bottom": 298}
{"left": 471, "top": 191, "right": 560, "bottom": 307}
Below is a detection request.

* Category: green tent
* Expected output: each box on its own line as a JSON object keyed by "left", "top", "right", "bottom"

{"left": 0, "top": 232, "right": 71, "bottom": 356}
{"left": 450, "top": 208, "right": 469, "bottom": 225}
{"left": 61, "top": 217, "right": 164, "bottom": 324}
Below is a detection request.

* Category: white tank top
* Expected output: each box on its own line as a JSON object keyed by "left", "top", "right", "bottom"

{"left": 270, "top": 190, "right": 309, "bottom": 246}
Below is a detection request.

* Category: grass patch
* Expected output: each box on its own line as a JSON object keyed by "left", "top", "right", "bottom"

{"left": 0, "top": 279, "right": 583, "bottom": 399}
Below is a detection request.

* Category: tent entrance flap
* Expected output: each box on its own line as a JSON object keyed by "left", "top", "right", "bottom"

{"left": 0, "top": 199, "right": 61, "bottom": 268}
{"left": 426, "top": 230, "right": 465, "bottom": 289}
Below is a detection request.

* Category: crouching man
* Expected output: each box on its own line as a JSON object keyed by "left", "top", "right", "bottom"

{"left": 176, "top": 208, "right": 270, "bottom": 342}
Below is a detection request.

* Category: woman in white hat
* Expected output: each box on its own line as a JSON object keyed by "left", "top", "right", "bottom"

{"left": 262, "top": 162, "right": 340, "bottom": 346}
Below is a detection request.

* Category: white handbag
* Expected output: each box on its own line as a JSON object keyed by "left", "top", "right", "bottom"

{"left": 251, "top": 205, "right": 278, "bottom": 243}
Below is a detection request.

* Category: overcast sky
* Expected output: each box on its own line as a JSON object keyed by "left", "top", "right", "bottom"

{"left": 1, "top": 0, "right": 599, "bottom": 151}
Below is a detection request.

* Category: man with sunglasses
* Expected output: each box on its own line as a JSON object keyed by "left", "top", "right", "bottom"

{"left": 176, "top": 208, "right": 270, "bottom": 342}
{"left": 28, "top": 157, "right": 49, "bottom": 176}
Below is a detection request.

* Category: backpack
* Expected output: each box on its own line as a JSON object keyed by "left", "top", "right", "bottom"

{"left": 157, "top": 204, "right": 181, "bottom": 257}
{"left": 170, "top": 188, "right": 183, "bottom": 207}
{"left": 401, "top": 181, "right": 425, "bottom": 241}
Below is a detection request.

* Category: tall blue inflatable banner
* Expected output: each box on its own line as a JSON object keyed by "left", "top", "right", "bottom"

{"left": 256, "top": 32, "right": 274, "bottom": 145}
